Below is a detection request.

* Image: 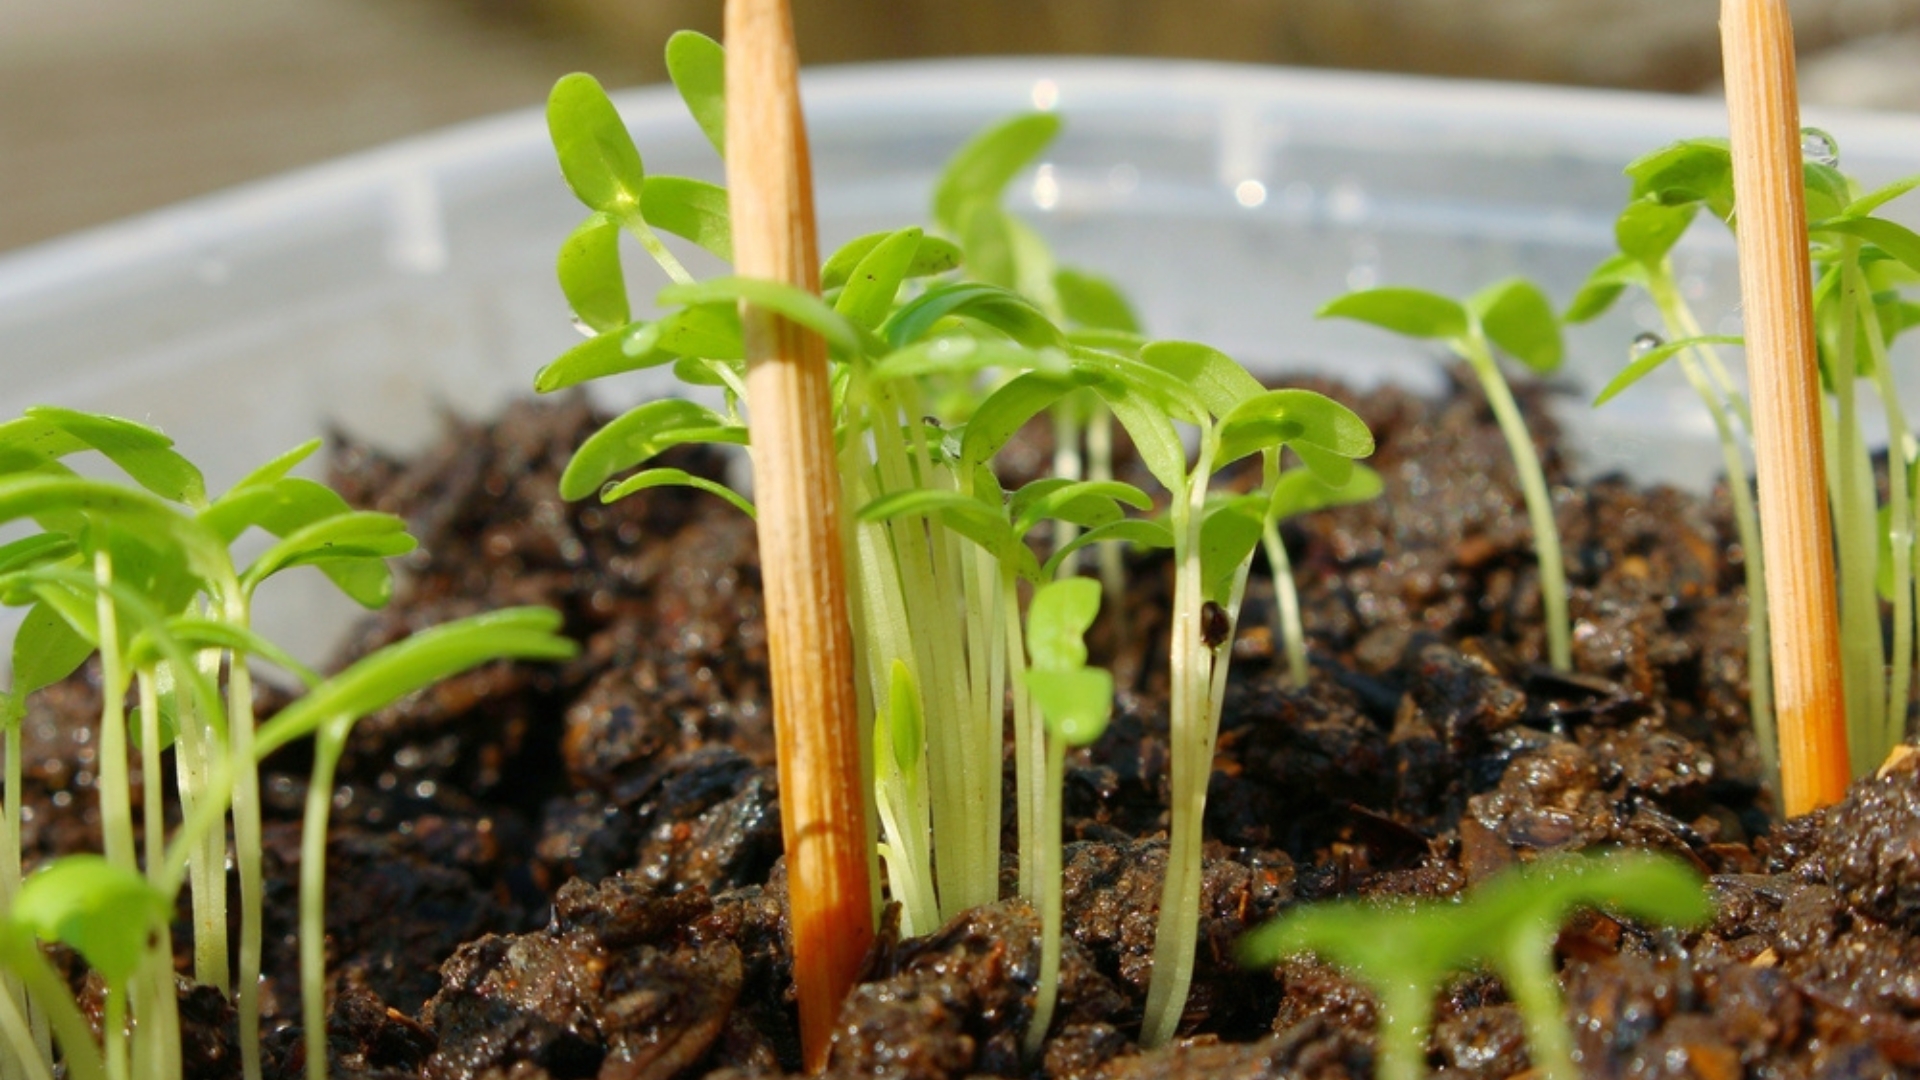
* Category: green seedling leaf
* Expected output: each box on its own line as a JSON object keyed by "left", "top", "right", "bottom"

{"left": 1041, "top": 518, "right": 1174, "bottom": 579}
{"left": 1138, "top": 340, "right": 1264, "bottom": 420}
{"left": 957, "top": 369, "right": 1096, "bottom": 473}
{"left": 1813, "top": 215, "right": 1920, "bottom": 276}
{"left": 1593, "top": 334, "right": 1743, "bottom": 406}
{"left": 1563, "top": 254, "right": 1648, "bottom": 324}
{"left": 658, "top": 276, "right": 861, "bottom": 356}
{"left": 672, "top": 354, "right": 741, "bottom": 389}
{"left": 1028, "top": 576, "right": 1100, "bottom": 672}
{"left": 0, "top": 475, "right": 229, "bottom": 588}
{"left": 1803, "top": 162, "right": 1852, "bottom": 223}
{"left": 1269, "top": 463, "right": 1384, "bottom": 521}
{"left": 867, "top": 337, "right": 1065, "bottom": 385}
{"left": 7, "top": 600, "right": 93, "bottom": 720}
{"left": 886, "top": 659, "right": 923, "bottom": 774}
{"left": 835, "top": 228, "right": 924, "bottom": 330}
{"left": 884, "top": 282, "right": 1067, "bottom": 351}
{"left": 1319, "top": 287, "right": 1469, "bottom": 341}
{"left": 1068, "top": 328, "right": 1147, "bottom": 356}
{"left": 536, "top": 325, "right": 664, "bottom": 393}
{"left": 0, "top": 415, "right": 88, "bottom": 478}
{"left": 1200, "top": 496, "right": 1265, "bottom": 606}
{"left": 130, "top": 616, "right": 321, "bottom": 690}
{"left": 13, "top": 855, "right": 171, "bottom": 985}
{"left": 1215, "top": 389, "right": 1375, "bottom": 473}
{"left": 229, "top": 438, "right": 321, "bottom": 491}
{"left": 1847, "top": 173, "right": 1920, "bottom": 217}
{"left": 664, "top": 31, "right": 726, "bottom": 157}
{"left": 560, "top": 399, "right": 746, "bottom": 501}
{"left": 1471, "top": 278, "right": 1563, "bottom": 374}
{"left": 202, "top": 475, "right": 402, "bottom": 608}
{"left": 642, "top": 176, "right": 731, "bottom": 261}
{"left": 1054, "top": 267, "right": 1141, "bottom": 333}
{"left": 1615, "top": 196, "right": 1697, "bottom": 264}
{"left": 858, "top": 488, "right": 1024, "bottom": 571}
{"left": 932, "top": 113, "right": 1063, "bottom": 234}
{"left": 1028, "top": 668, "right": 1113, "bottom": 746}
{"left": 600, "top": 467, "right": 756, "bottom": 517}
{"left": 25, "top": 407, "right": 207, "bottom": 506}
{"left": 548, "top": 73, "right": 645, "bottom": 217}
{"left": 0, "top": 532, "right": 76, "bottom": 577}
{"left": 822, "top": 231, "right": 963, "bottom": 291}
{"left": 1011, "top": 479, "right": 1152, "bottom": 537}
{"left": 255, "top": 607, "right": 577, "bottom": 759}
{"left": 557, "top": 212, "right": 630, "bottom": 333}
{"left": 1627, "top": 138, "right": 1733, "bottom": 219}
{"left": 1476, "top": 850, "right": 1713, "bottom": 937}
{"left": 646, "top": 302, "right": 748, "bottom": 360}
{"left": 240, "top": 511, "right": 415, "bottom": 599}
{"left": 1097, "top": 383, "right": 1188, "bottom": 493}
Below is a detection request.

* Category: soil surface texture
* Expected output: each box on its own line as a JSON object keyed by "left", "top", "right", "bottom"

{"left": 17, "top": 372, "right": 1920, "bottom": 1080}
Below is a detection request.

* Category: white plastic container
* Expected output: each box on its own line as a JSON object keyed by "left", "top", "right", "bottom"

{"left": 5, "top": 59, "right": 1920, "bottom": 661}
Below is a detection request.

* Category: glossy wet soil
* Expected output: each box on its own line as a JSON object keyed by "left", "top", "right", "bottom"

{"left": 16, "top": 373, "right": 1920, "bottom": 1079}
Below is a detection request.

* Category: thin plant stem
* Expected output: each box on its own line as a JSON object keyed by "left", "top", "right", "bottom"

{"left": 137, "top": 673, "right": 164, "bottom": 884}
{"left": 1141, "top": 439, "right": 1217, "bottom": 1048}
{"left": 1498, "top": 930, "right": 1578, "bottom": 1080}
{"left": 221, "top": 594, "right": 266, "bottom": 1080}
{"left": 1649, "top": 277, "right": 1777, "bottom": 785}
{"left": 1, "top": 941, "right": 105, "bottom": 1080}
{"left": 300, "top": 725, "right": 345, "bottom": 1080}
{"left": 624, "top": 219, "right": 696, "bottom": 286}
{"left": 2, "top": 721, "right": 49, "bottom": 1076}
{"left": 93, "top": 551, "right": 136, "bottom": 872}
{"left": 1025, "top": 734, "right": 1068, "bottom": 1058}
{"left": 1460, "top": 335, "right": 1571, "bottom": 671}
{"left": 1262, "top": 519, "right": 1310, "bottom": 686}
{"left": 0, "top": 987, "right": 52, "bottom": 1080}
{"left": 101, "top": 985, "right": 127, "bottom": 1080}
{"left": 1827, "top": 296, "right": 1885, "bottom": 775}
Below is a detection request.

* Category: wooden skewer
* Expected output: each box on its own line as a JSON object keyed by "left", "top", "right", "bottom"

{"left": 1720, "top": 0, "right": 1852, "bottom": 816}
{"left": 723, "top": 0, "right": 874, "bottom": 1071}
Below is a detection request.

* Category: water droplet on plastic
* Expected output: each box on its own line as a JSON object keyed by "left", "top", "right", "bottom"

{"left": 1631, "top": 331, "right": 1664, "bottom": 357}
{"left": 1801, "top": 127, "right": 1839, "bottom": 167}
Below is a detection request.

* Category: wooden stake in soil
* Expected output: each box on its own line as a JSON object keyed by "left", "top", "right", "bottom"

{"left": 724, "top": 0, "right": 874, "bottom": 1070}
{"left": 1721, "top": 0, "right": 1852, "bottom": 815}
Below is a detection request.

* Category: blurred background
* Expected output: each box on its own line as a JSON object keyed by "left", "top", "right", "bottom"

{"left": 7, "top": 0, "right": 1920, "bottom": 253}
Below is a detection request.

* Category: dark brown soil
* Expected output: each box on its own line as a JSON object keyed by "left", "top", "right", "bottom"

{"left": 17, "top": 371, "right": 1920, "bottom": 1079}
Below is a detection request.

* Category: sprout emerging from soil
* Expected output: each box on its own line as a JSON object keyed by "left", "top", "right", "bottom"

{"left": 1320, "top": 281, "right": 1571, "bottom": 671}
{"left": 1239, "top": 851, "right": 1713, "bottom": 1080}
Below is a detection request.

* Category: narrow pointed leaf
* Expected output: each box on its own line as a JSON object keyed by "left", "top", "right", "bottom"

{"left": 1615, "top": 197, "right": 1697, "bottom": 264}
{"left": 1319, "top": 288, "right": 1468, "bottom": 341}
{"left": 1813, "top": 215, "right": 1920, "bottom": 276}
{"left": 822, "top": 231, "right": 962, "bottom": 291}
{"left": 1269, "top": 464, "right": 1383, "bottom": 521}
{"left": 884, "top": 282, "right": 1066, "bottom": 351}
{"left": 26, "top": 407, "right": 207, "bottom": 506}
{"left": 835, "top": 228, "right": 924, "bottom": 330}
{"left": 1139, "top": 340, "right": 1264, "bottom": 420}
{"left": 1054, "top": 266, "right": 1140, "bottom": 333}
{"left": 658, "top": 277, "right": 859, "bottom": 355}
{"left": 1040, "top": 519, "right": 1173, "bottom": 579}
{"left": 932, "top": 113, "right": 1063, "bottom": 233}
{"left": 886, "top": 659, "right": 923, "bottom": 774}
{"left": 1564, "top": 254, "right": 1647, "bottom": 324}
{"left": 547, "top": 72, "right": 645, "bottom": 216}
{"left": 560, "top": 399, "right": 746, "bottom": 501}
{"left": 1216, "top": 389, "right": 1374, "bottom": 469}
{"left": 1593, "top": 334, "right": 1743, "bottom": 406}
{"left": 600, "top": 467, "right": 755, "bottom": 517}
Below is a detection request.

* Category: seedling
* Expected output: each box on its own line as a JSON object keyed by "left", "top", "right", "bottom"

{"left": 1239, "top": 852, "right": 1713, "bottom": 1080}
{"left": 1321, "top": 281, "right": 1571, "bottom": 671}
{"left": 1021, "top": 576, "right": 1111, "bottom": 1055}
{"left": 537, "top": 47, "right": 1375, "bottom": 1053}
{"left": 1585, "top": 132, "right": 1920, "bottom": 787}
{"left": 0, "top": 413, "right": 577, "bottom": 1080}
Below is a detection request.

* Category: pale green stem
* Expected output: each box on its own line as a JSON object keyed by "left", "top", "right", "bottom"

{"left": 1498, "top": 928, "right": 1578, "bottom": 1080}
{"left": 1828, "top": 291, "right": 1886, "bottom": 776}
{"left": 102, "top": 985, "right": 127, "bottom": 1080}
{"left": 2, "top": 721, "right": 49, "bottom": 1076}
{"left": 1088, "top": 407, "right": 1128, "bottom": 640}
{"left": 1051, "top": 406, "right": 1084, "bottom": 577}
{"left": 176, "top": 647, "right": 231, "bottom": 990}
{"left": 1372, "top": 978, "right": 1436, "bottom": 1080}
{"left": 93, "top": 552, "right": 136, "bottom": 872}
{"left": 131, "top": 940, "right": 180, "bottom": 1080}
{"left": 1459, "top": 335, "right": 1571, "bottom": 671}
{"left": 137, "top": 673, "right": 164, "bottom": 884}
{"left": 1141, "top": 441, "right": 1217, "bottom": 1048}
{"left": 1848, "top": 253, "right": 1914, "bottom": 759}
{"left": 221, "top": 592, "right": 265, "bottom": 1080}
{"left": 1, "top": 941, "right": 105, "bottom": 1080}
{"left": 1649, "top": 276, "right": 1776, "bottom": 787}
{"left": 1262, "top": 519, "right": 1309, "bottom": 686}
{"left": 1003, "top": 566, "right": 1040, "bottom": 901}
{"left": 1025, "top": 734, "right": 1068, "bottom": 1058}
{"left": 0, "top": 984, "right": 52, "bottom": 1080}
{"left": 621, "top": 217, "right": 695, "bottom": 286}
{"left": 301, "top": 724, "right": 345, "bottom": 1080}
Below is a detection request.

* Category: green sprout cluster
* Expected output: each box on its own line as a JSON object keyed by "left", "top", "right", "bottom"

{"left": 1238, "top": 852, "right": 1713, "bottom": 1080}
{"left": 1573, "top": 133, "right": 1920, "bottom": 779}
{"left": 539, "top": 36, "right": 1375, "bottom": 1049}
{"left": 0, "top": 414, "right": 576, "bottom": 1080}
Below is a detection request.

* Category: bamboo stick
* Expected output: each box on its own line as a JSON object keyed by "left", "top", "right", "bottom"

{"left": 1720, "top": 0, "right": 1852, "bottom": 815}
{"left": 723, "top": 0, "right": 873, "bottom": 1071}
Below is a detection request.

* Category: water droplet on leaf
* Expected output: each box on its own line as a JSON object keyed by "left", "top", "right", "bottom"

{"left": 1631, "top": 331, "right": 1663, "bottom": 358}
{"left": 570, "top": 315, "right": 596, "bottom": 338}
{"left": 1801, "top": 127, "right": 1839, "bottom": 167}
